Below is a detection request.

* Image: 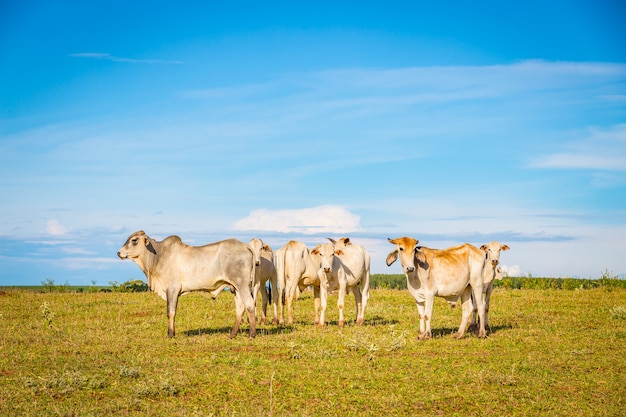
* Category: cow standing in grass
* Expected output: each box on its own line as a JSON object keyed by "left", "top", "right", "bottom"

{"left": 314, "top": 237, "right": 371, "bottom": 327}
{"left": 117, "top": 230, "right": 257, "bottom": 338}
{"left": 248, "top": 238, "right": 279, "bottom": 325}
{"left": 275, "top": 240, "right": 322, "bottom": 326}
{"left": 386, "top": 237, "right": 487, "bottom": 339}
{"left": 469, "top": 241, "right": 509, "bottom": 332}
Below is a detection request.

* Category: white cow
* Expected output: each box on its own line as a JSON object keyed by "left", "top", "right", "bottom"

{"left": 275, "top": 240, "right": 322, "bottom": 326}
{"left": 314, "top": 237, "right": 371, "bottom": 327}
{"left": 470, "top": 241, "right": 509, "bottom": 331}
{"left": 386, "top": 237, "right": 487, "bottom": 339}
{"left": 248, "top": 238, "right": 279, "bottom": 325}
{"left": 117, "top": 230, "right": 257, "bottom": 338}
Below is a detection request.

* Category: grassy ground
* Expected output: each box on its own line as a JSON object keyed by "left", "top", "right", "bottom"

{"left": 1, "top": 287, "right": 625, "bottom": 416}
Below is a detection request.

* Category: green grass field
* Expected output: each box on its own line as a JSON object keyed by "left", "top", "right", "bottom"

{"left": 1, "top": 286, "right": 625, "bottom": 416}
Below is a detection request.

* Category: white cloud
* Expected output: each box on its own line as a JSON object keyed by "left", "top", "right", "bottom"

{"left": 232, "top": 205, "right": 361, "bottom": 234}
{"left": 501, "top": 265, "right": 523, "bottom": 277}
{"left": 46, "top": 220, "right": 66, "bottom": 236}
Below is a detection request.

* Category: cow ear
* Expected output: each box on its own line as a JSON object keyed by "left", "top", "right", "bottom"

{"left": 311, "top": 247, "right": 320, "bottom": 255}
{"left": 143, "top": 237, "right": 150, "bottom": 246}
{"left": 502, "top": 245, "right": 510, "bottom": 251}
{"left": 343, "top": 238, "right": 351, "bottom": 245}
{"left": 480, "top": 244, "right": 487, "bottom": 251}
{"left": 335, "top": 249, "right": 344, "bottom": 256}
{"left": 416, "top": 251, "right": 428, "bottom": 268}
{"left": 386, "top": 250, "right": 398, "bottom": 266}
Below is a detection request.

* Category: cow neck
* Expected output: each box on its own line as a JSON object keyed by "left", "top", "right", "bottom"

{"left": 139, "top": 238, "right": 161, "bottom": 279}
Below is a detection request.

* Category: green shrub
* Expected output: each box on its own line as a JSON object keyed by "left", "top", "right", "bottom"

{"left": 370, "top": 274, "right": 406, "bottom": 289}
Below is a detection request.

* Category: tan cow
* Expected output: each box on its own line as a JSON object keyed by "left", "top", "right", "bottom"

{"left": 117, "top": 230, "right": 257, "bottom": 338}
{"left": 469, "top": 241, "right": 509, "bottom": 331}
{"left": 386, "top": 237, "right": 487, "bottom": 339}
{"left": 248, "top": 238, "right": 279, "bottom": 325}
{"left": 314, "top": 237, "right": 371, "bottom": 327}
{"left": 275, "top": 240, "right": 322, "bottom": 326}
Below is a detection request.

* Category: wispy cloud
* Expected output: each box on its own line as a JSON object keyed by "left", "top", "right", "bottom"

{"left": 69, "top": 52, "right": 183, "bottom": 64}
{"left": 529, "top": 124, "right": 626, "bottom": 171}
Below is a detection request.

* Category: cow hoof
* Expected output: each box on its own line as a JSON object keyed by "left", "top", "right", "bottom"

{"left": 417, "top": 333, "right": 431, "bottom": 340}
{"left": 356, "top": 318, "right": 364, "bottom": 326}
{"left": 338, "top": 320, "right": 345, "bottom": 328}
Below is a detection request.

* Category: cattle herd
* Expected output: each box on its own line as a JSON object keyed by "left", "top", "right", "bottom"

{"left": 117, "top": 231, "right": 509, "bottom": 340}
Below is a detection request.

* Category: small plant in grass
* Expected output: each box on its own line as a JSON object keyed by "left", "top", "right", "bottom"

{"left": 119, "top": 365, "right": 141, "bottom": 378}
{"left": 40, "top": 302, "right": 54, "bottom": 327}
{"left": 609, "top": 305, "right": 626, "bottom": 320}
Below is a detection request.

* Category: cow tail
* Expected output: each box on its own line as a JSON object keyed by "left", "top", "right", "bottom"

{"left": 274, "top": 246, "right": 286, "bottom": 306}
{"left": 268, "top": 281, "right": 272, "bottom": 305}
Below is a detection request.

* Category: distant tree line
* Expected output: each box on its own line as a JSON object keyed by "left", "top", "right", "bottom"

{"left": 369, "top": 272, "right": 626, "bottom": 290}
{"left": 6, "top": 273, "right": 623, "bottom": 294}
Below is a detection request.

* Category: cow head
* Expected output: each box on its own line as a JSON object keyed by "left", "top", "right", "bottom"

{"left": 312, "top": 243, "right": 343, "bottom": 288}
{"left": 328, "top": 237, "right": 351, "bottom": 248}
{"left": 480, "top": 241, "right": 510, "bottom": 267}
{"left": 249, "top": 238, "right": 271, "bottom": 267}
{"left": 117, "top": 230, "right": 154, "bottom": 259}
{"left": 386, "top": 237, "right": 423, "bottom": 274}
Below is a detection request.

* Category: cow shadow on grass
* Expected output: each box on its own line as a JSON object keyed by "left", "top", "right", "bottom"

{"left": 426, "top": 323, "right": 514, "bottom": 338}
{"left": 183, "top": 325, "right": 298, "bottom": 337}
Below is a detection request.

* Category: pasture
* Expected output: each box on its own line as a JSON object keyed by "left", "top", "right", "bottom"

{"left": 1, "top": 286, "right": 625, "bottom": 416}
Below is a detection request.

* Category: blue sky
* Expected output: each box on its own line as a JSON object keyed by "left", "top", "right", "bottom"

{"left": 1, "top": 1, "right": 625, "bottom": 285}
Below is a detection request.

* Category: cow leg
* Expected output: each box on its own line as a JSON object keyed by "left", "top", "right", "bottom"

{"left": 422, "top": 295, "right": 434, "bottom": 339}
{"left": 285, "top": 281, "right": 298, "bottom": 326}
{"left": 358, "top": 272, "right": 370, "bottom": 326}
{"left": 455, "top": 287, "right": 473, "bottom": 339}
{"left": 166, "top": 288, "right": 180, "bottom": 338}
{"left": 245, "top": 291, "right": 257, "bottom": 338}
{"left": 270, "top": 276, "right": 279, "bottom": 325}
{"left": 352, "top": 286, "right": 364, "bottom": 326}
{"left": 416, "top": 301, "right": 429, "bottom": 339}
{"left": 484, "top": 282, "right": 493, "bottom": 332}
{"left": 316, "top": 286, "right": 326, "bottom": 326}
{"left": 474, "top": 285, "right": 487, "bottom": 338}
{"left": 259, "top": 281, "right": 268, "bottom": 325}
{"left": 231, "top": 290, "right": 257, "bottom": 338}
{"left": 230, "top": 291, "right": 245, "bottom": 338}
{"left": 278, "top": 287, "right": 285, "bottom": 326}
{"left": 468, "top": 292, "right": 478, "bottom": 332}
{"left": 337, "top": 284, "right": 347, "bottom": 328}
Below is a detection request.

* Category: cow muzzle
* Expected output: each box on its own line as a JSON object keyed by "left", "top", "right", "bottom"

{"left": 405, "top": 266, "right": 415, "bottom": 273}
{"left": 491, "top": 260, "right": 499, "bottom": 266}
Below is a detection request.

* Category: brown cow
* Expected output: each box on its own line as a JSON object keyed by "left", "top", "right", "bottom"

{"left": 117, "top": 231, "right": 257, "bottom": 338}
{"left": 386, "top": 237, "right": 487, "bottom": 339}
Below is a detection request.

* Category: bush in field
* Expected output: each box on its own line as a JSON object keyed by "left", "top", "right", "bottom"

{"left": 370, "top": 274, "right": 406, "bottom": 289}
